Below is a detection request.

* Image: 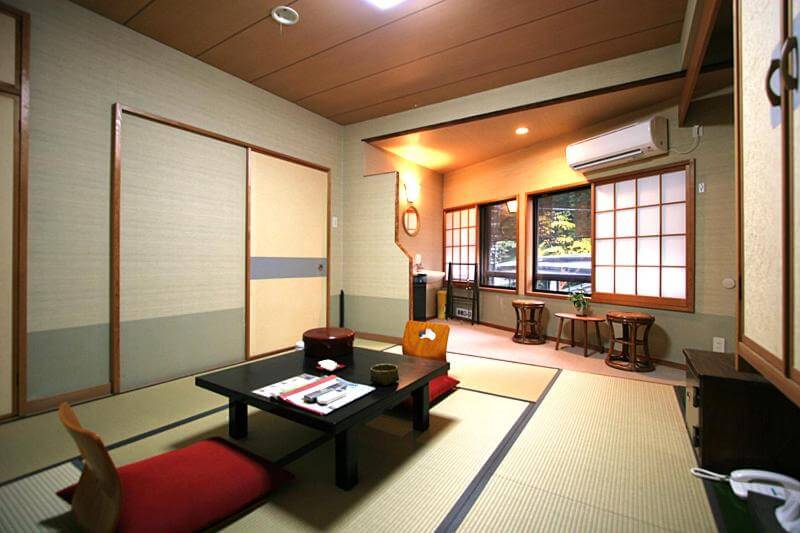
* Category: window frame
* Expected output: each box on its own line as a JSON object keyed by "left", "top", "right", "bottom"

{"left": 442, "top": 196, "right": 519, "bottom": 294}
{"left": 525, "top": 161, "right": 695, "bottom": 312}
{"left": 589, "top": 160, "right": 695, "bottom": 313}
{"left": 442, "top": 202, "right": 479, "bottom": 284}
{"left": 528, "top": 185, "right": 592, "bottom": 297}
{"left": 479, "top": 198, "right": 520, "bottom": 291}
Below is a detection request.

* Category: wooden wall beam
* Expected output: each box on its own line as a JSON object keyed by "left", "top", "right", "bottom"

{"left": 678, "top": 0, "right": 723, "bottom": 125}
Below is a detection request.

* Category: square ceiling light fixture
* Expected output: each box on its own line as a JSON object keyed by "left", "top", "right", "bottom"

{"left": 364, "top": 0, "right": 407, "bottom": 9}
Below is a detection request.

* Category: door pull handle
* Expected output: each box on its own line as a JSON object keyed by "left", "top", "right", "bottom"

{"left": 766, "top": 58, "right": 781, "bottom": 107}
{"left": 781, "top": 36, "right": 798, "bottom": 91}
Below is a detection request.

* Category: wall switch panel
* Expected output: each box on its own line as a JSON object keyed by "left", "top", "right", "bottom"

{"left": 712, "top": 337, "right": 725, "bottom": 353}
{"left": 332, "top": 216, "right": 338, "bottom": 228}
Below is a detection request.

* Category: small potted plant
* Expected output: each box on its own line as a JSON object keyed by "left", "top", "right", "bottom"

{"left": 569, "top": 290, "right": 589, "bottom": 316}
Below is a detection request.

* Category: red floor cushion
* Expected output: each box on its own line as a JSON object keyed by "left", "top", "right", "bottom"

{"left": 403, "top": 374, "right": 459, "bottom": 408}
{"left": 58, "top": 437, "right": 292, "bottom": 532}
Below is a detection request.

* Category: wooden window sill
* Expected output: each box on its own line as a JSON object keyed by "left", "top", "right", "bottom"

{"left": 479, "top": 286, "right": 518, "bottom": 295}
{"left": 524, "top": 291, "right": 572, "bottom": 301}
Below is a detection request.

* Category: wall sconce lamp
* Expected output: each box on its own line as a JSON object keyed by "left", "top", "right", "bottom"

{"left": 506, "top": 198, "right": 518, "bottom": 213}
{"left": 404, "top": 181, "right": 420, "bottom": 204}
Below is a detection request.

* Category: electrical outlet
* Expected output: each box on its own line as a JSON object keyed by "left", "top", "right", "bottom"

{"left": 698, "top": 182, "right": 705, "bottom": 193}
{"left": 712, "top": 337, "right": 725, "bottom": 353}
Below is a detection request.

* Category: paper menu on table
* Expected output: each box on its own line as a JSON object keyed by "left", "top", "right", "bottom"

{"left": 251, "top": 373, "right": 319, "bottom": 399}
{"left": 279, "top": 375, "right": 375, "bottom": 415}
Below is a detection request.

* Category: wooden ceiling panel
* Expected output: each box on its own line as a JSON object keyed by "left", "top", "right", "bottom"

{"left": 253, "top": 0, "right": 592, "bottom": 102}
{"left": 370, "top": 69, "right": 731, "bottom": 173}
{"left": 126, "top": 0, "right": 269, "bottom": 58}
{"left": 332, "top": 22, "right": 684, "bottom": 124}
{"left": 70, "top": 0, "right": 152, "bottom": 23}
{"left": 198, "top": 0, "right": 442, "bottom": 82}
{"left": 69, "top": 0, "right": 690, "bottom": 124}
{"left": 299, "top": 0, "right": 685, "bottom": 119}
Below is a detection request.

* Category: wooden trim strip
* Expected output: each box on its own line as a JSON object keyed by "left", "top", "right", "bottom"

{"left": 362, "top": 62, "right": 732, "bottom": 144}
{"left": 118, "top": 105, "right": 331, "bottom": 173}
{"left": 678, "top": 0, "right": 723, "bottom": 125}
{"left": 780, "top": 1, "right": 794, "bottom": 380}
{"left": 355, "top": 332, "right": 403, "bottom": 345}
{"left": 6, "top": 3, "right": 30, "bottom": 416}
{"left": 244, "top": 147, "right": 251, "bottom": 359}
{"left": 110, "top": 103, "right": 122, "bottom": 394}
{"left": 0, "top": 80, "right": 18, "bottom": 96}
{"left": 326, "top": 170, "right": 332, "bottom": 327}
{"left": 23, "top": 384, "right": 112, "bottom": 416}
{"left": 739, "top": 341, "right": 800, "bottom": 407}
{"left": 733, "top": 0, "right": 745, "bottom": 371}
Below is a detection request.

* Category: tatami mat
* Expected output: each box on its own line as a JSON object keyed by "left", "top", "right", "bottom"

{"left": 0, "top": 462, "right": 79, "bottom": 532}
{"left": 457, "top": 370, "right": 715, "bottom": 532}
{"left": 219, "top": 389, "right": 528, "bottom": 532}
{"left": 0, "top": 351, "right": 304, "bottom": 484}
{"left": 385, "top": 345, "right": 557, "bottom": 402}
{"left": 0, "top": 407, "right": 327, "bottom": 531}
{"left": 353, "top": 338, "right": 396, "bottom": 351}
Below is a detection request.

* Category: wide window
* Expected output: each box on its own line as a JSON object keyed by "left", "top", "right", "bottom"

{"left": 592, "top": 163, "right": 694, "bottom": 311}
{"left": 531, "top": 187, "right": 592, "bottom": 294}
{"left": 480, "top": 200, "right": 518, "bottom": 289}
{"left": 444, "top": 206, "right": 477, "bottom": 281}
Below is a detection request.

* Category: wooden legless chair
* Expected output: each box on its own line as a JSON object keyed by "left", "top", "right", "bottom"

{"left": 402, "top": 321, "right": 459, "bottom": 404}
{"left": 58, "top": 402, "right": 121, "bottom": 533}
{"left": 402, "top": 321, "right": 450, "bottom": 360}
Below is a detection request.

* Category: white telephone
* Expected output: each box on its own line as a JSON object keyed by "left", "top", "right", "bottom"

{"left": 691, "top": 468, "right": 800, "bottom": 532}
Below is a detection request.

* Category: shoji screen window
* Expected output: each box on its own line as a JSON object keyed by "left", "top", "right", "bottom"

{"left": 592, "top": 163, "right": 694, "bottom": 311}
{"left": 444, "top": 206, "right": 477, "bottom": 281}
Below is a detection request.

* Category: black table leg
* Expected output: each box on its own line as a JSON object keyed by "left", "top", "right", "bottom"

{"left": 412, "top": 383, "right": 430, "bottom": 431}
{"left": 335, "top": 429, "right": 358, "bottom": 490}
{"left": 229, "top": 399, "right": 247, "bottom": 439}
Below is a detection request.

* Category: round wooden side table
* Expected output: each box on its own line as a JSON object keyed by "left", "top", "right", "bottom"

{"left": 554, "top": 312, "right": 604, "bottom": 357}
{"left": 605, "top": 311, "right": 655, "bottom": 372}
{"left": 512, "top": 299, "right": 546, "bottom": 345}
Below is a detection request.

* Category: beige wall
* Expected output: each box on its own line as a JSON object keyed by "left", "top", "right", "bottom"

{"left": 364, "top": 144, "right": 444, "bottom": 273}
{"left": 12, "top": 0, "right": 344, "bottom": 402}
{"left": 340, "top": 45, "right": 682, "bottom": 337}
{"left": 442, "top": 95, "right": 736, "bottom": 362}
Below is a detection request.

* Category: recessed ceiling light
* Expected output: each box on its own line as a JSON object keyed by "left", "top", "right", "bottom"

{"left": 271, "top": 5, "right": 300, "bottom": 25}
{"left": 364, "top": 0, "right": 407, "bottom": 9}
{"left": 515, "top": 127, "right": 529, "bottom": 135}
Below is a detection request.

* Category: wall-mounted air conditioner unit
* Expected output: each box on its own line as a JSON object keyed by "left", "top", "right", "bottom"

{"left": 566, "top": 116, "right": 668, "bottom": 172}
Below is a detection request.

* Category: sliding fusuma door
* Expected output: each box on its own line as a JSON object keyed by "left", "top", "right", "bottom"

{"left": 248, "top": 151, "right": 328, "bottom": 357}
{"left": 119, "top": 115, "right": 246, "bottom": 391}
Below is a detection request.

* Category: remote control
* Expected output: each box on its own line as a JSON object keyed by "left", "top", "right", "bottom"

{"left": 317, "top": 390, "right": 346, "bottom": 405}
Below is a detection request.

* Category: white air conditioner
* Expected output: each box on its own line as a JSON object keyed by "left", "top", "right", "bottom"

{"left": 566, "top": 116, "right": 669, "bottom": 172}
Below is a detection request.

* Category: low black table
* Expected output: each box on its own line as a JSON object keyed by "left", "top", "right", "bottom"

{"left": 195, "top": 347, "right": 449, "bottom": 490}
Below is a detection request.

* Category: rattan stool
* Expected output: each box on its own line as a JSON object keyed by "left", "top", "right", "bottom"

{"left": 605, "top": 311, "right": 655, "bottom": 372}
{"left": 512, "top": 299, "right": 546, "bottom": 345}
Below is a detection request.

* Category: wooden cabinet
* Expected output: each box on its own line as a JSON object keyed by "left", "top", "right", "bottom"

{"left": 735, "top": 0, "right": 800, "bottom": 407}
{"left": 684, "top": 349, "right": 800, "bottom": 477}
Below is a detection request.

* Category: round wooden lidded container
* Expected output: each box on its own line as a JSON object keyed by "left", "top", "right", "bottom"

{"left": 302, "top": 327, "right": 355, "bottom": 359}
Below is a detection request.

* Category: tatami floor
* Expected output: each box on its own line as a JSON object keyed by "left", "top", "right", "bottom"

{"left": 0, "top": 337, "right": 714, "bottom": 532}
